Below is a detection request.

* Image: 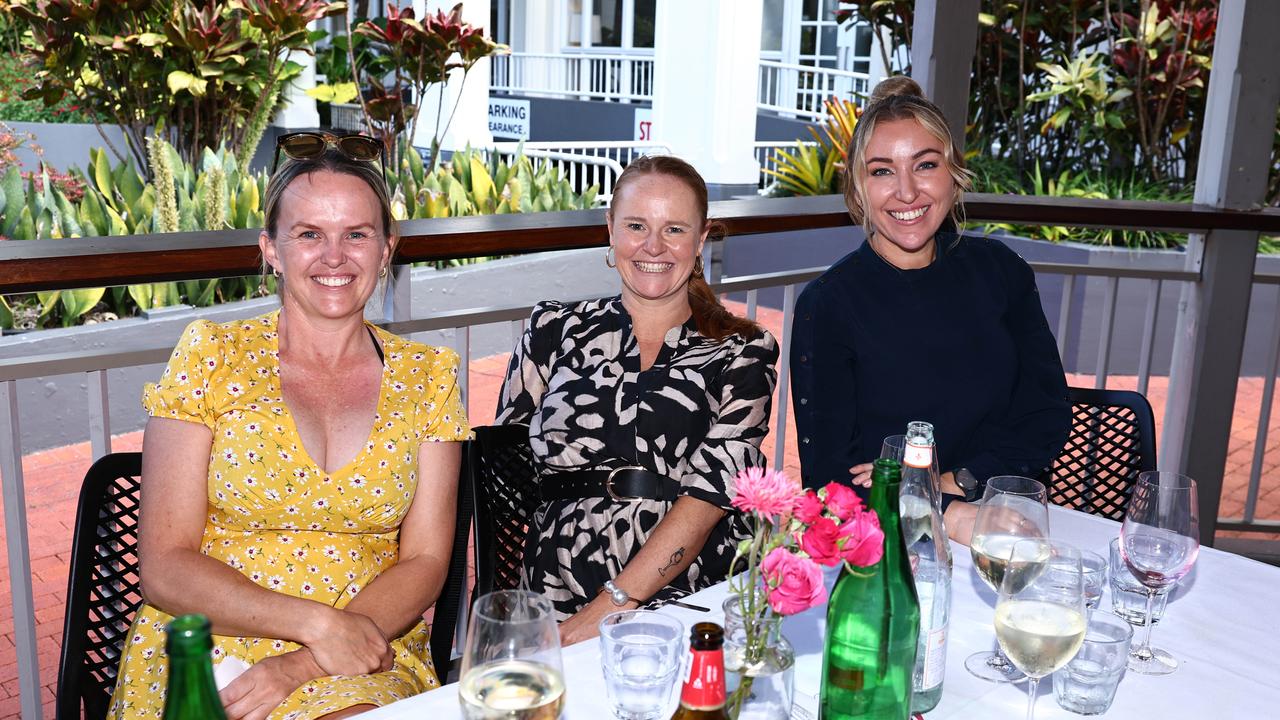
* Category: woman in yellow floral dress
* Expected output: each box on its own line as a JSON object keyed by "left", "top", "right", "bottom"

{"left": 108, "top": 136, "right": 470, "bottom": 720}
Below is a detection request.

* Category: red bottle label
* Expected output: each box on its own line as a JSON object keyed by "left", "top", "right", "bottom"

{"left": 679, "top": 647, "right": 727, "bottom": 709}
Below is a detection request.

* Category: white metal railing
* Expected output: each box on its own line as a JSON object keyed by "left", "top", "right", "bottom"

{"left": 753, "top": 140, "right": 820, "bottom": 191}
{"left": 5, "top": 252, "right": 1280, "bottom": 717}
{"left": 758, "top": 60, "right": 871, "bottom": 121}
{"left": 483, "top": 142, "right": 671, "bottom": 202}
{"left": 490, "top": 51, "right": 655, "bottom": 103}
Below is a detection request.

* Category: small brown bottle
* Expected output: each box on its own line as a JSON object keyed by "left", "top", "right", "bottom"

{"left": 671, "top": 622, "right": 730, "bottom": 720}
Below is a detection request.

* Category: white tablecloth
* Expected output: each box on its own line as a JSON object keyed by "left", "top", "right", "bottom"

{"left": 363, "top": 506, "right": 1280, "bottom": 719}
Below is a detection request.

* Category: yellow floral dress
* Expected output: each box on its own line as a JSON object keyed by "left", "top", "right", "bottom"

{"left": 108, "top": 310, "right": 471, "bottom": 719}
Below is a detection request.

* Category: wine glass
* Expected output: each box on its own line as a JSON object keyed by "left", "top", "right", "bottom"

{"left": 965, "top": 476, "right": 1050, "bottom": 683}
{"left": 458, "top": 590, "right": 565, "bottom": 719}
{"left": 1119, "top": 471, "right": 1199, "bottom": 675}
{"left": 994, "top": 538, "right": 1087, "bottom": 720}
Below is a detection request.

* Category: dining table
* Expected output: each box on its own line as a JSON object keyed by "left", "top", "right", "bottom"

{"left": 362, "top": 504, "right": 1280, "bottom": 719}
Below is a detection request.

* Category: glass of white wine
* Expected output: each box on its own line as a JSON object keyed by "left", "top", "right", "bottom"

{"left": 994, "top": 538, "right": 1088, "bottom": 720}
{"left": 965, "top": 475, "right": 1050, "bottom": 683}
{"left": 459, "top": 590, "right": 565, "bottom": 720}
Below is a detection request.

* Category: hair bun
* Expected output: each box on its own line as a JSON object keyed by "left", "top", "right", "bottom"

{"left": 869, "top": 76, "right": 924, "bottom": 104}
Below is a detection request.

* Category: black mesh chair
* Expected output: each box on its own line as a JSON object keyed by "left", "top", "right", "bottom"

{"left": 465, "top": 424, "right": 539, "bottom": 597}
{"left": 56, "top": 451, "right": 475, "bottom": 715}
{"left": 1043, "top": 386, "right": 1158, "bottom": 520}
{"left": 57, "top": 452, "right": 143, "bottom": 720}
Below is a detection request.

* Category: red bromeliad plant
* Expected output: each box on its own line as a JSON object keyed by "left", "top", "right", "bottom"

{"left": 5, "top": 0, "right": 345, "bottom": 174}
{"left": 350, "top": 2, "right": 506, "bottom": 172}
{"left": 1108, "top": 0, "right": 1216, "bottom": 181}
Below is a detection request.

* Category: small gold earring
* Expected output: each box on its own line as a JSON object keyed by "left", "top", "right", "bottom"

{"left": 693, "top": 255, "right": 705, "bottom": 279}
{"left": 379, "top": 266, "right": 388, "bottom": 278}
{"left": 605, "top": 246, "right": 617, "bottom": 268}
{"left": 272, "top": 267, "right": 281, "bottom": 278}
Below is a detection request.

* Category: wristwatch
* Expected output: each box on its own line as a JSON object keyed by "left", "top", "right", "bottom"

{"left": 954, "top": 467, "right": 981, "bottom": 503}
{"left": 602, "top": 580, "right": 632, "bottom": 607}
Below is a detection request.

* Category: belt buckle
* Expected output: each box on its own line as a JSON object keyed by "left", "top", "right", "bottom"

{"left": 606, "top": 466, "right": 646, "bottom": 501}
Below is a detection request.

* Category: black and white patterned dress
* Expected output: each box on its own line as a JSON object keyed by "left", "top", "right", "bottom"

{"left": 496, "top": 297, "right": 779, "bottom": 619}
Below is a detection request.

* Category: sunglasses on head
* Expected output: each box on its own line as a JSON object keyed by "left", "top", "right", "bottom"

{"left": 271, "top": 131, "right": 387, "bottom": 178}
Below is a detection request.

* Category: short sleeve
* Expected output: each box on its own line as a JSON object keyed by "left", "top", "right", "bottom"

{"left": 682, "top": 330, "right": 780, "bottom": 509}
{"left": 495, "top": 301, "right": 568, "bottom": 425}
{"left": 415, "top": 347, "right": 473, "bottom": 443}
{"left": 141, "top": 320, "right": 225, "bottom": 429}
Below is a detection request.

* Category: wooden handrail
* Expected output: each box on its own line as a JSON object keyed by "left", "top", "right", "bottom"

{"left": 3, "top": 194, "right": 1280, "bottom": 294}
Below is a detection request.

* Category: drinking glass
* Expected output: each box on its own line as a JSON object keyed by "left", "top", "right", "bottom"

{"left": 1119, "top": 471, "right": 1199, "bottom": 675}
{"left": 599, "top": 610, "right": 684, "bottom": 720}
{"left": 1052, "top": 611, "right": 1133, "bottom": 715}
{"left": 965, "top": 476, "right": 1050, "bottom": 683}
{"left": 459, "top": 590, "right": 565, "bottom": 720}
{"left": 1108, "top": 537, "right": 1170, "bottom": 626}
{"left": 994, "top": 539, "right": 1087, "bottom": 720}
{"left": 1080, "top": 550, "right": 1107, "bottom": 614}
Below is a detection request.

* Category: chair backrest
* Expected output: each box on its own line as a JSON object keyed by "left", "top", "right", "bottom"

{"left": 57, "top": 452, "right": 143, "bottom": 720}
{"left": 465, "top": 424, "right": 539, "bottom": 598}
{"left": 428, "top": 461, "right": 473, "bottom": 681}
{"left": 1044, "top": 387, "right": 1158, "bottom": 520}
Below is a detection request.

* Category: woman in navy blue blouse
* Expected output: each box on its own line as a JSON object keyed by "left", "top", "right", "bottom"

{"left": 790, "top": 77, "right": 1069, "bottom": 538}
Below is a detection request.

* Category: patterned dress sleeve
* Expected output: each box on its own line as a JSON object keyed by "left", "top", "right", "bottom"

{"left": 141, "top": 319, "right": 226, "bottom": 429}
{"left": 416, "top": 347, "right": 473, "bottom": 442}
{"left": 495, "top": 301, "right": 567, "bottom": 425}
{"left": 681, "top": 330, "right": 780, "bottom": 509}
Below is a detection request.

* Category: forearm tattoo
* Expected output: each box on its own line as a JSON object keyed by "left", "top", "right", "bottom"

{"left": 658, "top": 546, "right": 686, "bottom": 577}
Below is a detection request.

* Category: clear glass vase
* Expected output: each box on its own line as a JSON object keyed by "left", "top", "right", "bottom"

{"left": 722, "top": 594, "right": 796, "bottom": 720}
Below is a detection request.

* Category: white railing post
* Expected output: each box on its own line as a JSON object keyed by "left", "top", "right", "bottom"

{"left": 0, "top": 380, "right": 42, "bottom": 720}
{"left": 88, "top": 368, "right": 112, "bottom": 458}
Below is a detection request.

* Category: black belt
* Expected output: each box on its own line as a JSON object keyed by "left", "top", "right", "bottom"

{"left": 541, "top": 467, "right": 679, "bottom": 502}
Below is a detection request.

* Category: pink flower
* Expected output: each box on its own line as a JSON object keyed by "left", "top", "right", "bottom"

{"left": 837, "top": 511, "right": 885, "bottom": 568}
{"left": 800, "top": 517, "right": 843, "bottom": 567}
{"left": 731, "top": 468, "right": 802, "bottom": 519}
{"left": 823, "top": 482, "right": 863, "bottom": 521}
{"left": 794, "top": 490, "right": 825, "bottom": 524}
{"left": 761, "top": 547, "right": 828, "bottom": 615}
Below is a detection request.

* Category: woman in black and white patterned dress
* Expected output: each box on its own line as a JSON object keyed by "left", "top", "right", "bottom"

{"left": 496, "top": 156, "right": 779, "bottom": 643}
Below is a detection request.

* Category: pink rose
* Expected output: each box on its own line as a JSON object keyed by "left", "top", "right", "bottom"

{"left": 800, "top": 517, "right": 843, "bottom": 567}
{"left": 794, "top": 490, "right": 825, "bottom": 524}
{"left": 761, "top": 547, "right": 828, "bottom": 615}
{"left": 823, "top": 482, "right": 863, "bottom": 521}
{"left": 837, "top": 510, "right": 885, "bottom": 568}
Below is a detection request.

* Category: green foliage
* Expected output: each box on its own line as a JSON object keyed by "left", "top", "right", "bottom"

{"left": 764, "top": 97, "right": 861, "bottom": 196}
{"left": 3, "top": 0, "right": 347, "bottom": 173}
{"left": 843, "top": 0, "right": 1217, "bottom": 188}
{"left": 974, "top": 160, "right": 1191, "bottom": 250}
{"left": 1, "top": 144, "right": 598, "bottom": 328}
{"left": 0, "top": 53, "right": 97, "bottom": 124}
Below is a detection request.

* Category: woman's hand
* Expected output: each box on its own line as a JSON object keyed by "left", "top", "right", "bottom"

{"left": 219, "top": 649, "right": 324, "bottom": 720}
{"left": 848, "top": 463, "right": 874, "bottom": 488}
{"left": 305, "top": 608, "right": 394, "bottom": 677}
{"left": 943, "top": 499, "right": 980, "bottom": 546}
{"left": 559, "top": 596, "right": 637, "bottom": 646}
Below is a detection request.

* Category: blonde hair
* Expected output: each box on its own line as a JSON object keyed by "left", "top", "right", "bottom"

{"left": 843, "top": 76, "right": 974, "bottom": 239}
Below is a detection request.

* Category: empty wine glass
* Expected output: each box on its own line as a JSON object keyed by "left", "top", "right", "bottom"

{"left": 1120, "top": 471, "right": 1199, "bottom": 675}
{"left": 965, "top": 476, "right": 1050, "bottom": 683}
{"left": 458, "top": 590, "right": 565, "bottom": 719}
{"left": 994, "top": 539, "right": 1087, "bottom": 720}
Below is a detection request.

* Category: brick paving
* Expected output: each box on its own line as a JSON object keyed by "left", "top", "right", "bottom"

{"left": 2, "top": 303, "right": 1277, "bottom": 717}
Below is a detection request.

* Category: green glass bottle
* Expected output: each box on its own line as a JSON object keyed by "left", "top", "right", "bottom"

{"left": 820, "top": 459, "right": 921, "bottom": 720}
{"left": 162, "top": 614, "right": 228, "bottom": 720}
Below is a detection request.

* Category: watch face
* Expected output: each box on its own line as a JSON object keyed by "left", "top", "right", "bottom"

{"left": 956, "top": 469, "right": 977, "bottom": 490}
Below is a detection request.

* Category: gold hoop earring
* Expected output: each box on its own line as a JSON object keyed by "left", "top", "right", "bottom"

{"left": 379, "top": 266, "right": 388, "bottom": 278}
{"left": 693, "top": 255, "right": 705, "bottom": 279}
{"left": 272, "top": 267, "right": 281, "bottom": 278}
{"left": 605, "top": 245, "right": 616, "bottom": 268}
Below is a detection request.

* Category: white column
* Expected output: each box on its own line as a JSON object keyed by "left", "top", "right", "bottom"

{"left": 651, "top": 0, "right": 762, "bottom": 194}
{"left": 274, "top": 39, "right": 320, "bottom": 128}
{"left": 413, "top": 0, "right": 494, "bottom": 152}
{"left": 910, "top": 0, "right": 979, "bottom": 147}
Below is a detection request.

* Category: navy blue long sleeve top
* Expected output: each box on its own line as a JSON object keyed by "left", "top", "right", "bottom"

{"left": 790, "top": 230, "right": 1070, "bottom": 495}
